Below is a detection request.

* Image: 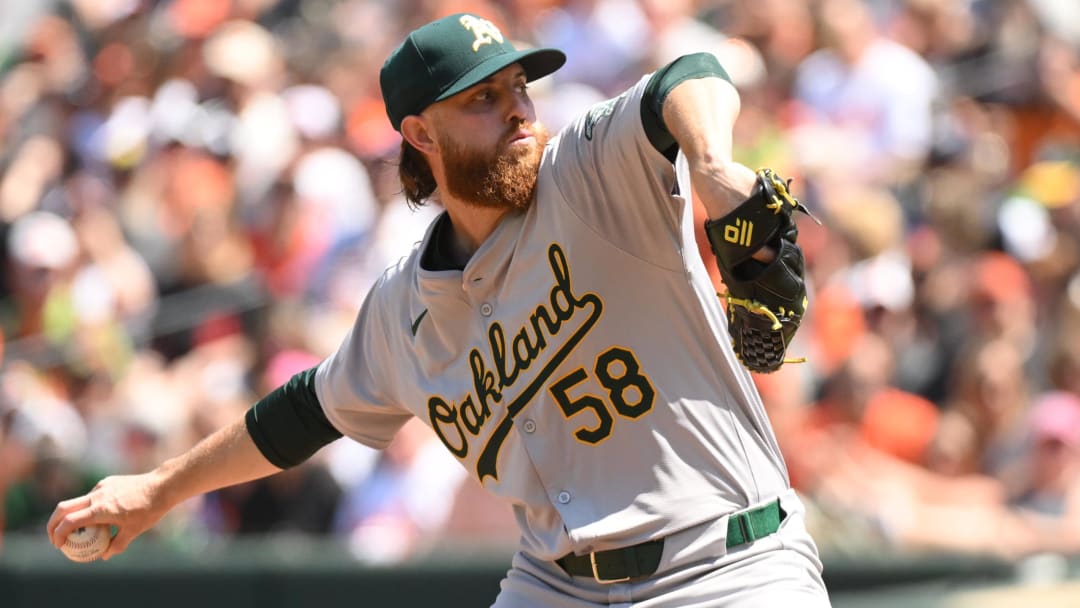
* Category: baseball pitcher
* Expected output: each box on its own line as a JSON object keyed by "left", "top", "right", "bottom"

{"left": 48, "top": 13, "right": 830, "bottom": 607}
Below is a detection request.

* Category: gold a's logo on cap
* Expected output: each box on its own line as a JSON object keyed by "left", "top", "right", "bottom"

{"left": 459, "top": 15, "right": 504, "bottom": 52}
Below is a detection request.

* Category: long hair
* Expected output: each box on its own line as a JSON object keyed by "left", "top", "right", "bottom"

{"left": 399, "top": 140, "right": 436, "bottom": 209}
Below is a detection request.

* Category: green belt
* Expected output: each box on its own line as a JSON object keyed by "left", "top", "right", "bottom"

{"left": 726, "top": 498, "right": 786, "bottom": 548}
{"left": 555, "top": 499, "right": 786, "bottom": 583}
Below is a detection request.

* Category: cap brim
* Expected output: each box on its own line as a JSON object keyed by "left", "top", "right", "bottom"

{"left": 435, "top": 48, "right": 566, "bottom": 103}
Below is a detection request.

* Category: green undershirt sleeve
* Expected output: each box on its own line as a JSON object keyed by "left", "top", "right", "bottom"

{"left": 245, "top": 367, "right": 343, "bottom": 469}
{"left": 641, "top": 53, "right": 732, "bottom": 162}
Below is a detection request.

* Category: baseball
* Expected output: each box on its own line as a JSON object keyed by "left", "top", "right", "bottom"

{"left": 61, "top": 525, "right": 112, "bottom": 563}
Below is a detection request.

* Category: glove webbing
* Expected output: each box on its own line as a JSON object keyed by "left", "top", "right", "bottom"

{"left": 720, "top": 292, "right": 807, "bottom": 366}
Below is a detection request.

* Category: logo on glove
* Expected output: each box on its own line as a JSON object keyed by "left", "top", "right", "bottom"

{"left": 723, "top": 218, "right": 754, "bottom": 248}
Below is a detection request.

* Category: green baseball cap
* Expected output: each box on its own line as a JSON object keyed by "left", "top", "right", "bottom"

{"left": 380, "top": 13, "right": 566, "bottom": 131}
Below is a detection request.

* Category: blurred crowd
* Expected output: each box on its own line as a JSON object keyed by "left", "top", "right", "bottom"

{"left": 1, "top": 0, "right": 1079, "bottom": 566}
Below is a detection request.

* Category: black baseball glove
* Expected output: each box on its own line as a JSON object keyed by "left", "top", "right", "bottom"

{"left": 704, "top": 168, "right": 817, "bottom": 373}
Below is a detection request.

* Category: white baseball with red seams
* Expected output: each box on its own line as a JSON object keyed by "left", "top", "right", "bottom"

{"left": 61, "top": 525, "right": 111, "bottom": 562}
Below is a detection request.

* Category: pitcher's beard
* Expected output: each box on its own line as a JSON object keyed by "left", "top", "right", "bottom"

{"left": 440, "top": 123, "right": 550, "bottom": 211}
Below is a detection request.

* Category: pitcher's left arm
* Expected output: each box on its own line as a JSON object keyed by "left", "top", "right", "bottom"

{"left": 648, "top": 53, "right": 817, "bottom": 373}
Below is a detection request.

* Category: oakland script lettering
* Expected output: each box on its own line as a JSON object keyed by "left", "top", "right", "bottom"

{"left": 427, "top": 243, "right": 602, "bottom": 481}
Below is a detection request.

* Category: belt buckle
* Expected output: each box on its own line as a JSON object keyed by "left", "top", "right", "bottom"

{"left": 590, "top": 552, "right": 631, "bottom": 584}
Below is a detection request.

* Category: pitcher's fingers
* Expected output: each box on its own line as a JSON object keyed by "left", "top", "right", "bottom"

{"left": 102, "top": 530, "right": 130, "bottom": 561}
{"left": 46, "top": 496, "right": 91, "bottom": 545}
{"left": 51, "top": 506, "right": 99, "bottom": 549}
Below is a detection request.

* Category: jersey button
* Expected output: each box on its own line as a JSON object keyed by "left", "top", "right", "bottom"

{"left": 523, "top": 419, "right": 536, "bottom": 433}
{"left": 480, "top": 302, "right": 493, "bottom": 317}
{"left": 557, "top": 491, "right": 572, "bottom": 504}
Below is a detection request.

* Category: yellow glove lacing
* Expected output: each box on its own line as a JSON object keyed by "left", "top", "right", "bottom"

{"left": 757, "top": 168, "right": 822, "bottom": 224}
{"left": 721, "top": 292, "right": 808, "bottom": 366}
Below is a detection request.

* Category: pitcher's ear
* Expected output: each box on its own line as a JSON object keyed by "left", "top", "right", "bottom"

{"left": 400, "top": 116, "right": 436, "bottom": 155}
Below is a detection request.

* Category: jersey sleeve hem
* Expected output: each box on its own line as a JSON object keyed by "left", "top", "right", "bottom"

{"left": 642, "top": 53, "right": 732, "bottom": 159}
{"left": 245, "top": 367, "right": 343, "bottom": 470}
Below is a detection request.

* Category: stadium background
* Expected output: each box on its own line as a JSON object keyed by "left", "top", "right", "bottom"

{"left": 2, "top": 0, "right": 1080, "bottom": 605}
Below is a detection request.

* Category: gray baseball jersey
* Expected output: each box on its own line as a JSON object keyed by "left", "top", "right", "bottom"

{"left": 315, "top": 75, "right": 790, "bottom": 562}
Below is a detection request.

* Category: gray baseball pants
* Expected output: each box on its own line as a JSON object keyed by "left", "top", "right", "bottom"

{"left": 491, "top": 490, "right": 832, "bottom": 607}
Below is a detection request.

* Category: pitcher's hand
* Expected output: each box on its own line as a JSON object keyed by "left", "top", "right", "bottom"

{"left": 46, "top": 471, "right": 171, "bottom": 561}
